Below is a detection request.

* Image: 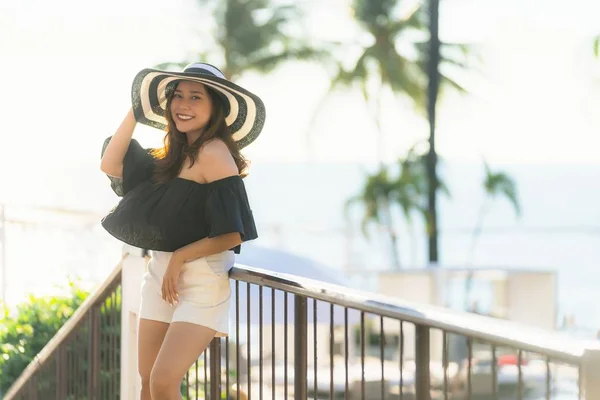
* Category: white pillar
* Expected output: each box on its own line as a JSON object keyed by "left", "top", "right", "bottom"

{"left": 506, "top": 272, "right": 556, "bottom": 330}
{"left": 120, "top": 245, "right": 147, "bottom": 400}
{"left": 582, "top": 348, "right": 600, "bottom": 399}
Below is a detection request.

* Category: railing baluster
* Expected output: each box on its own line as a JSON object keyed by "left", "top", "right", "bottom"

{"left": 64, "top": 333, "right": 69, "bottom": 400}
{"left": 272, "top": 288, "right": 275, "bottom": 400}
{"left": 55, "top": 350, "right": 60, "bottom": 400}
{"left": 344, "top": 307, "right": 349, "bottom": 400}
{"left": 400, "top": 320, "right": 404, "bottom": 400}
{"left": 443, "top": 331, "right": 448, "bottom": 400}
{"left": 284, "top": 292, "right": 288, "bottom": 399}
{"left": 204, "top": 350, "right": 208, "bottom": 398}
{"left": 185, "top": 370, "right": 190, "bottom": 399}
{"left": 87, "top": 311, "right": 94, "bottom": 396}
{"left": 579, "top": 363, "right": 583, "bottom": 400}
{"left": 195, "top": 359, "right": 199, "bottom": 399}
{"left": 314, "top": 298, "right": 318, "bottom": 400}
{"left": 259, "top": 285, "right": 263, "bottom": 400}
{"left": 74, "top": 330, "right": 79, "bottom": 399}
{"left": 294, "top": 294, "right": 308, "bottom": 400}
{"left": 247, "top": 282, "right": 251, "bottom": 400}
{"left": 467, "top": 338, "right": 472, "bottom": 400}
{"left": 415, "top": 324, "right": 431, "bottom": 400}
{"left": 210, "top": 338, "right": 221, "bottom": 400}
{"left": 330, "top": 303, "right": 334, "bottom": 400}
{"left": 101, "top": 303, "right": 107, "bottom": 399}
{"left": 79, "top": 325, "right": 85, "bottom": 398}
{"left": 380, "top": 316, "right": 385, "bottom": 400}
{"left": 110, "top": 291, "right": 115, "bottom": 398}
{"left": 73, "top": 330, "right": 78, "bottom": 399}
{"left": 236, "top": 280, "right": 240, "bottom": 400}
{"left": 518, "top": 350, "right": 523, "bottom": 400}
{"left": 114, "top": 287, "right": 119, "bottom": 396}
{"left": 69, "top": 336, "right": 74, "bottom": 397}
{"left": 545, "top": 356, "right": 551, "bottom": 400}
{"left": 226, "top": 337, "right": 229, "bottom": 400}
{"left": 492, "top": 345, "right": 498, "bottom": 399}
{"left": 360, "top": 311, "right": 365, "bottom": 400}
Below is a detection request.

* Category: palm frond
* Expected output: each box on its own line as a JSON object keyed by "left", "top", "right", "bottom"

{"left": 483, "top": 161, "right": 521, "bottom": 217}
{"left": 499, "top": 180, "right": 521, "bottom": 217}
{"left": 387, "top": 54, "right": 427, "bottom": 107}
{"left": 413, "top": 40, "right": 472, "bottom": 99}
{"left": 352, "top": 0, "right": 398, "bottom": 30}
{"left": 329, "top": 48, "right": 372, "bottom": 101}
{"left": 212, "top": 0, "right": 317, "bottom": 77}
{"left": 397, "top": 2, "right": 426, "bottom": 29}
{"left": 247, "top": 47, "right": 330, "bottom": 73}
{"left": 440, "top": 74, "right": 468, "bottom": 93}
{"left": 346, "top": 166, "right": 397, "bottom": 240}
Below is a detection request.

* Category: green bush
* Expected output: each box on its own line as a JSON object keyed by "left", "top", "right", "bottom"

{"left": 0, "top": 280, "right": 90, "bottom": 393}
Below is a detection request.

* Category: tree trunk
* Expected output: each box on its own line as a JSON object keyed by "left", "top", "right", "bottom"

{"left": 464, "top": 199, "right": 490, "bottom": 310}
{"left": 389, "top": 230, "right": 402, "bottom": 271}
{"left": 382, "top": 200, "right": 401, "bottom": 270}
{"left": 374, "top": 84, "right": 385, "bottom": 165}
{"left": 426, "top": 0, "right": 441, "bottom": 264}
{"left": 466, "top": 199, "right": 490, "bottom": 265}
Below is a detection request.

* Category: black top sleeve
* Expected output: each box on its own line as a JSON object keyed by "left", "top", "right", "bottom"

{"left": 101, "top": 137, "right": 155, "bottom": 197}
{"left": 205, "top": 177, "right": 258, "bottom": 247}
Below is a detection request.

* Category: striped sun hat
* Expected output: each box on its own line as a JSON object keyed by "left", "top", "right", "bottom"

{"left": 131, "top": 62, "right": 266, "bottom": 149}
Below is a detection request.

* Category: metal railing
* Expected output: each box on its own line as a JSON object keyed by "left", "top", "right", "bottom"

{"left": 5, "top": 255, "right": 600, "bottom": 399}
{"left": 185, "top": 264, "right": 600, "bottom": 400}
{"left": 3, "top": 259, "right": 123, "bottom": 400}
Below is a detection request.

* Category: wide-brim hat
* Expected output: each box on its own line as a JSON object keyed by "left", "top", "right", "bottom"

{"left": 131, "top": 62, "right": 266, "bottom": 149}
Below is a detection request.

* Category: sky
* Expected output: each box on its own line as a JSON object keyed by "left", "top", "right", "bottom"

{"left": 0, "top": 0, "right": 599, "bottom": 324}
{"left": 0, "top": 0, "right": 599, "bottom": 175}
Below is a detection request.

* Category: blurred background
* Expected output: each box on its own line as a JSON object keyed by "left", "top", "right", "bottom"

{"left": 0, "top": 0, "right": 599, "bottom": 343}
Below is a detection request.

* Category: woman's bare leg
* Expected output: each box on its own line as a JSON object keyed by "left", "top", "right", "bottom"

{"left": 150, "top": 322, "right": 217, "bottom": 400}
{"left": 138, "top": 318, "right": 170, "bottom": 400}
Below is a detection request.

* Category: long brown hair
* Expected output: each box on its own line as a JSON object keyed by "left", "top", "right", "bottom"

{"left": 151, "top": 82, "right": 250, "bottom": 183}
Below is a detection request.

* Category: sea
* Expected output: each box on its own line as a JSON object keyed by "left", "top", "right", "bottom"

{"left": 0, "top": 161, "right": 599, "bottom": 339}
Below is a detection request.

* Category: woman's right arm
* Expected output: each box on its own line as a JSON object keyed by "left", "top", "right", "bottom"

{"left": 100, "top": 108, "right": 137, "bottom": 178}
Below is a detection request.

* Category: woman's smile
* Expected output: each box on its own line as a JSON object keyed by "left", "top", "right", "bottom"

{"left": 175, "top": 113, "right": 194, "bottom": 121}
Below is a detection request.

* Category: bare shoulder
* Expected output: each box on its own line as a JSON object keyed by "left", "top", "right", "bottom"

{"left": 198, "top": 139, "right": 238, "bottom": 182}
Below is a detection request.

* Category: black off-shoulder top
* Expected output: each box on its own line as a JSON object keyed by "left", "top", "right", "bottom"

{"left": 100, "top": 137, "right": 258, "bottom": 254}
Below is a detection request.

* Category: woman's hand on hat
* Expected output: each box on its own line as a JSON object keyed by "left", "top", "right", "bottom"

{"left": 161, "top": 254, "right": 184, "bottom": 306}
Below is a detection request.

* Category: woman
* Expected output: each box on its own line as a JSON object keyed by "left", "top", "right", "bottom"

{"left": 100, "top": 62, "right": 265, "bottom": 399}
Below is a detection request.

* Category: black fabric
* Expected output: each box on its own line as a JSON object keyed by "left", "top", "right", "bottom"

{"left": 101, "top": 137, "right": 155, "bottom": 196}
{"left": 100, "top": 137, "right": 257, "bottom": 254}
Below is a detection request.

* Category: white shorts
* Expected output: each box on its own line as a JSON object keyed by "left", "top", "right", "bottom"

{"left": 139, "top": 250, "right": 234, "bottom": 337}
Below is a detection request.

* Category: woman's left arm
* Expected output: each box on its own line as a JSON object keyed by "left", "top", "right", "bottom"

{"left": 162, "top": 233, "right": 242, "bottom": 305}
{"left": 175, "top": 233, "right": 242, "bottom": 263}
{"left": 161, "top": 139, "right": 243, "bottom": 305}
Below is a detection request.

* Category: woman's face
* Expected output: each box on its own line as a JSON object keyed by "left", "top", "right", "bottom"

{"left": 169, "top": 80, "right": 213, "bottom": 138}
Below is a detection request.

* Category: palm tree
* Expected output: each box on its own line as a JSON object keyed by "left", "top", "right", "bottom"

{"left": 156, "top": 0, "right": 325, "bottom": 80}
{"left": 308, "top": 0, "right": 468, "bottom": 164}
{"left": 345, "top": 144, "right": 450, "bottom": 269}
{"left": 395, "top": 144, "right": 450, "bottom": 265}
{"left": 421, "top": 0, "right": 476, "bottom": 265}
{"left": 345, "top": 166, "right": 403, "bottom": 269}
{"left": 464, "top": 161, "right": 521, "bottom": 309}
{"left": 320, "top": 0, "right": 468, "bottom": 268}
